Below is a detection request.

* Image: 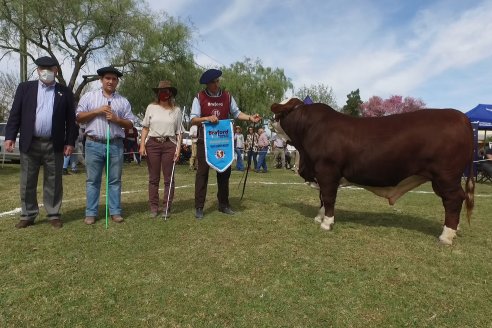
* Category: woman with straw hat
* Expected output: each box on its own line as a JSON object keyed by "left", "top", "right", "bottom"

{"left": 139, "top": 81, "right": 183, "bottom": 218}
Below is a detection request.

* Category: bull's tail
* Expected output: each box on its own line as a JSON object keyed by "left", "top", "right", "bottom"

{"left": 465, "top": 160, "right": 475, "bottom": 225}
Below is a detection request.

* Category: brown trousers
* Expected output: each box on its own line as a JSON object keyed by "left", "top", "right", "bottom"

{"left": 145, "top": 138, "right": 177, "bottom": 213}
{"left": 195, "top": 139, "right": 231, "bottom": 209}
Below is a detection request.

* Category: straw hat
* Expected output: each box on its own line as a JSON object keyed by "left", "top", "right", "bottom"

{"left": 152, "top": 80, "right": 178, "bottom": 96}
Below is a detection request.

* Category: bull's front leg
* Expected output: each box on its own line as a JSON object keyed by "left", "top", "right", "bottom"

{"left": 315, "top": 173, "right": 340, "bottom": 231}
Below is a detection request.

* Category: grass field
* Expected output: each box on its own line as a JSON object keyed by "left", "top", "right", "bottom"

{"left": 0, "top": 161, "right": 491, "bottom": 327}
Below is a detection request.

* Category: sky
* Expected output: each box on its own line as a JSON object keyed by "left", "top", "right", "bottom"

{"left": 148, "top": 0, "right": 492, "bottom": 112}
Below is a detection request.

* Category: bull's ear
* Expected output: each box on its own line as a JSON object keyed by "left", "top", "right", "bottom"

{"left": 271, "top": 98, "right": 304, "bottom": 114}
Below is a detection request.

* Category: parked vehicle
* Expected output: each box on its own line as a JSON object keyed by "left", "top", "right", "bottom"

{"left": 0, "top": 122, "right": 20, "bottom": 163}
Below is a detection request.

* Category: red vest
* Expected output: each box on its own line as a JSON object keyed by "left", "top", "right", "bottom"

{"left": 198, "top": 90, "right": 231, "bottom": 120}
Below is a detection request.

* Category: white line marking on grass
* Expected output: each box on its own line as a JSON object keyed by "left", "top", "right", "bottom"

{"left": 1, "top": 182, "right": 490, "bottom": 218}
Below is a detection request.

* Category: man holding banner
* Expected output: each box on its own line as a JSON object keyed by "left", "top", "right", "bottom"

{"left": 191, "top": 69, "right": 261, "bottom": 219}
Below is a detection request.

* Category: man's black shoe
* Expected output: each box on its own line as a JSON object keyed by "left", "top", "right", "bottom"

{"left": 218, "top": 207, "right": 235, "bottom": 215}
{"left": 195, "top": 208, "right": 204, "bottom": 219}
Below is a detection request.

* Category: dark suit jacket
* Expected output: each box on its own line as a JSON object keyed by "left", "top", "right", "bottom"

{"left": 5, "top": 80, "right": 78, "bottom": 153}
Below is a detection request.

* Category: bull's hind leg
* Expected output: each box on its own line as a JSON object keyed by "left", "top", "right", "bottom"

{"left": 314, "top": 191, "right": 324, "bottom": 223}
{"left": 432, "top": 179, "right": 466, "bottom": 245}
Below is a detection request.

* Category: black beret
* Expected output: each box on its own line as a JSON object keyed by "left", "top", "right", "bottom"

{"left": 96, "top": 66, "right": 123, "bottom": 77}
{"left": 199, "top": 69, "right": 222, "bottom": 84}
{"left": 34, "top": 56, "right": 59, "bottom": 67}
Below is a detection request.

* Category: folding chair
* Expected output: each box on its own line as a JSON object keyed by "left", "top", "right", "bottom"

{"left": 476, "top": 161, "right": 492, "bottom": 183}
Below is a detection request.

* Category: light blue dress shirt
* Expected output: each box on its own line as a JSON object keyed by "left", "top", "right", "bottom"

{"left": 34, "top": 81, "right": 55, "bottom": 137}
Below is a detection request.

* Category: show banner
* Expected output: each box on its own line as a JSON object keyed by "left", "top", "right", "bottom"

{"left": 203, "top": 119, "right": 234, "bottom": 172}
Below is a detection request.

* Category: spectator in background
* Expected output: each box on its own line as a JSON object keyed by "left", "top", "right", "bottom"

{"left": 189, "top": 124, "right": 198, "bottom": 170}
{"left": 124, "top": 126, "right": 141, "bottom": 165}
{"left": 255, "top": 127, "right": 269, "bottom": 173}
{"left": 139, "top": 80, "right": 183, "bottom": 218}
{"left": 76, "top": 66, "right": 135, "bottom": 225}
{"left": 63, "top": 125, "right": 80, "bottom": 174}
{"left": 287, "top": 144, "right": 299, "bottom": 173}
{"left": 481, "top": 145, "right": 492, "bottom": 177}
{"left": 234, "top": 125, "right": 245, "bottom": 171}
{"left": 245, "top": 126, "right": 258, "bottom": 171}
{"left": 4, "top": 56, "right": 78, "bottom": 229}
{"left": 271, "top": 132, "right": 286, "bottom": 169}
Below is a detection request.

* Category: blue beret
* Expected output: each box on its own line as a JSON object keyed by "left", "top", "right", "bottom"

{"left": 199, "top": 69, "right": 222, "bottom": 84}
{"left": 34, "top": 56, "right": 58, "bottom": 67}
{"left": 97, "top": 66, "right": 123, "bottom": 77}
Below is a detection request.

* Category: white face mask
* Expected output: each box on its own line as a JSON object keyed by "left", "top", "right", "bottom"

{"left": 39, "top": 69, "right": 55, "bottom": 84}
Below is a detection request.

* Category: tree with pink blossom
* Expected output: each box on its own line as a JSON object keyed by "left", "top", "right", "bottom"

{"left": 360, "top": 95, "right": 426, "bottom": 117}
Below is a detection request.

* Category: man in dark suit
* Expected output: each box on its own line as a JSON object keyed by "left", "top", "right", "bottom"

{"left": 4, "top": 56, "right": 78, "bottom": 229}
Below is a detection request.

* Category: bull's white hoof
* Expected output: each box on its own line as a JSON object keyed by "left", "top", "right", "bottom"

{"left": 304, "top": 181, "right": 320, "bottom": 190}
{"left": 438, "top": 226, "right": 457, "bottom": 245}
{"left": 314, "top": 206, "right": 325, "bottom": 223}
{"left": 320, "top": 216, "right": 334, "bottom": 230}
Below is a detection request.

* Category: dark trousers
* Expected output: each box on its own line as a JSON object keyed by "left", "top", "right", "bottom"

{"left": 19, "top": 138, "right": 64, "bottom": 221}
{"left": 145, "top": 138, "right": 177, "bottom": 213}
{"left": 195, "top": 140, "right": 231, "bottom": 209}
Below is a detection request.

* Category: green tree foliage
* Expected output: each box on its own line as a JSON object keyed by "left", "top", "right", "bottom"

{"left": 118, "top": 55, "right": 201, "bottom": 119}
{"left": 0, "top": 0, "right": 193, "bottom": 101}
{"left": 342, "top": 89, "right": 362, "bottom": 116}
{"left": 294, "top": 84, "right": 338, "bottom": 109}
{"left": 221, "top": 58, "right": 292, "bottom": 129}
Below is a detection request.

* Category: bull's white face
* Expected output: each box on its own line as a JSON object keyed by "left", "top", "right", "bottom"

{"left": 271, "top": 119, "right": 291, "bottom": 142}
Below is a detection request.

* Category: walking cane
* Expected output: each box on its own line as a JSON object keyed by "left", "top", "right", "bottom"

{"left": 163, "top": 106, "right": 186, "bottom": 220}
{"left": 105, "top": 100, "right": 111, "bottom": 229}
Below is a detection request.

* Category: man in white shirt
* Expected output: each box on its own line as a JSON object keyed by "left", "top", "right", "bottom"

{"left": 271, "top": 132, "right": 286, "bottom": 169}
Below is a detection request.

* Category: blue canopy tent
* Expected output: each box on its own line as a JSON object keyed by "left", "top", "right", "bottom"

{"left": 465, "top": 104, "right": 492, "bottom": 179}
{"left": 465, "top": 104, "right": 492, "bottom": 130}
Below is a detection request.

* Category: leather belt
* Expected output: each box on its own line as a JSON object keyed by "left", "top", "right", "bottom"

{"left": 32, "top": 136, "right": 51, "bottom": 141}
{"left": 149, "top": 136, "right": 171, "bottom": 143}
{"left": 87, "top": 135, "right": 122, "bottom": 143}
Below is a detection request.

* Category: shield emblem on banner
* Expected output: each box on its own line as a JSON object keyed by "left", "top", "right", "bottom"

{"left": 203, "top": 120, "right": 234, "bottom": 172}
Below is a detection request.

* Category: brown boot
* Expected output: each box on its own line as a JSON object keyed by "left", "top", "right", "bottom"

{"left": 15, "top": 220, "right": 34, "bottom": 229}
{"left": 50, "top": 219, "right": 63, "bottom": 229}
{"left": 111, "top": 215, "right": 124, "bottom": 223}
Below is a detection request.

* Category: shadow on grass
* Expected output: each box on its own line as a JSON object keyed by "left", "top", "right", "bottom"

{"left": 280, "top": 201, "right": 441, "bottom": 237}
{"left": 60, "top": 199, "right": 151, "bottom": 224}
